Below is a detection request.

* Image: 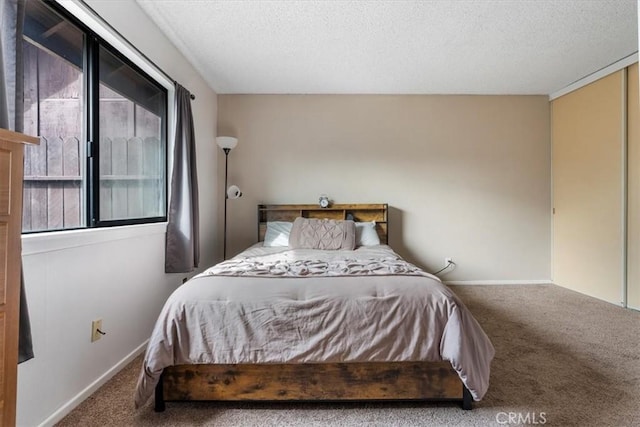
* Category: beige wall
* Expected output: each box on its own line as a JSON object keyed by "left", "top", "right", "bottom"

{"left": 552, "top": 71, "right": 625, "bottom": 305}
{"left": 218, "top": 95, "right": 551, "bottom": 282}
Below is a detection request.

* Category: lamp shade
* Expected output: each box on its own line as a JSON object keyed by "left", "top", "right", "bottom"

{"left": 227, "top": 185, "right": 242, "bottom": 199}
{"left": 216, "top": 136, "right": 238, "bottom": 151}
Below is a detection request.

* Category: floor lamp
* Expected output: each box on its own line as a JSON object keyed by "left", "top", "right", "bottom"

{"left": 216, "top": 136, "right": 242, "bottom": 259}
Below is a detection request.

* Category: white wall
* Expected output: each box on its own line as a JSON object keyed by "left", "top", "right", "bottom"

{"left": 16, "top": 0, "right": 219, "bottom": 425}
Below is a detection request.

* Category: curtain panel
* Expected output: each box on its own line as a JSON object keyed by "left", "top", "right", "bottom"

{"left": 1, "top": 0, "right": 33, "bottom": 363}
{"left": 0, "top": 0, "right": 23, "bottom": 129}
{"left": 165, "top": 83, "right": 200, "bottom": 273}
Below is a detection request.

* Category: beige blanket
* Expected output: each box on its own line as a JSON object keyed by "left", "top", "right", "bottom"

{"left": 135, "top": 245, "right": 494, "bottom": 408}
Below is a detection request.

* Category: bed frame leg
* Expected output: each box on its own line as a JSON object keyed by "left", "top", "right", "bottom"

{"left": 462, "top": 385, "right": 473, "bottom": 410}
{"left": 154, "top": 373, "right": 166, "bottom": 412}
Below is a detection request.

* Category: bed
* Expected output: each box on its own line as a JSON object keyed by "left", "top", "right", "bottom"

{"left": 135, "top": 204, "right": 494, "bottom": 412}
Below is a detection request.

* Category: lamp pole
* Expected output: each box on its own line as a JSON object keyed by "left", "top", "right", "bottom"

{"left": 223, "top": 147, "right": 230, "bottom": 260}
{"left": 216, "top": 136, "right": 238, "bottom": 261}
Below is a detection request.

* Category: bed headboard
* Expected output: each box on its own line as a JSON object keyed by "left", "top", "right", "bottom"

{"left": 257, "top": 203, "right": 388, "bottom": 244}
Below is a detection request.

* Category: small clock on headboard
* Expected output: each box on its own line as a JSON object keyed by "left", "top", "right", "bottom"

{"left": 319, "top": 195, "right": 330, "bottom": 208}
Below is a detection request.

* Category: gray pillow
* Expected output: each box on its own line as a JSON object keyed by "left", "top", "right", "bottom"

{"left": 289, "top": 217, "right": 356, "bottom": 250}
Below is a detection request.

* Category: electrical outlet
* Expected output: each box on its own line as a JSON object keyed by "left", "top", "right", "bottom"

{"left": 91, "top": 319, "right": 103, "bottom": 342}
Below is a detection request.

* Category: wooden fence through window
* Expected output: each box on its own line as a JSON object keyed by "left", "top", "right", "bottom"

{"left": 22, "top": 135, "right": 163, "bottom": 232}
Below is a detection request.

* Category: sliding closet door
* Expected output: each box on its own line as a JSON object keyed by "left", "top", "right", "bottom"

{"left": 628, "top": 63, "right": 640, "bottom": 310}
{"left": 552, "top": 70, "right": 625, "bottom": 305}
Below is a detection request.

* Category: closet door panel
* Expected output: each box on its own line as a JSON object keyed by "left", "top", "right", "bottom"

{"left": 552, "top": 70, "right": 625, "bottom": 305}
{"left": 628, "top": 63, "right": 640, "bottom": 310}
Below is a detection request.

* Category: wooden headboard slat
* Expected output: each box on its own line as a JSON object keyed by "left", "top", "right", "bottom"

{"left": 257, "top": 203, "right": 388, "bottom": 244}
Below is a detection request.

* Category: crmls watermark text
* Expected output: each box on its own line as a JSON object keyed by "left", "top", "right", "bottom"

{"left": 496, "top": 412, "right": 547, "bottom": 425}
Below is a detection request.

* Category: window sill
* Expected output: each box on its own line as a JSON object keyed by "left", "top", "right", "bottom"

{"left": 21, "top": 222, "right": 168, "bottom": 256}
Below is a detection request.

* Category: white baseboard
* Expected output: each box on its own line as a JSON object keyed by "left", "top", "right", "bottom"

{"left": 38, "top": 340, "right": 148, "bottom": 427}
{"left": 444, "top": 279, "right": 553, "bottom": 286}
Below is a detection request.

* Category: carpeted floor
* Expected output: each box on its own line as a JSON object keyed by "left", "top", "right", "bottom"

{"left": 57, "top": 284, "right": 640, "bottom": 426}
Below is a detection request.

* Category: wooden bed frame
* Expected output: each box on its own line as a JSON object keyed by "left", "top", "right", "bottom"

{"left": 155, "top": 204, "right": 472, "bottom": 411}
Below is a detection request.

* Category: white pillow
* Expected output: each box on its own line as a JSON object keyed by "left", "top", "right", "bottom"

{"left": 263, "top": 221, "right": 292, "bottom": 247}
{"left": 355, "top": 221, "right": 380, "bottom": 246}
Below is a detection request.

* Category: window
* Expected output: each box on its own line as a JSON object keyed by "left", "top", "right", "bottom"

{"left": 21, "top": 0, "right": 167, "bottom": 233}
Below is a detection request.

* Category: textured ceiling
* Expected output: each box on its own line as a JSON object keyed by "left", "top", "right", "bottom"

{"left": 136, "top": 0, "right": 638, "bottom": 95}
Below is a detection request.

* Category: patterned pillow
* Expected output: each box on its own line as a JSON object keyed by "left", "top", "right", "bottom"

{"left": 289, "top": 217, "right": 356, "bottom": 250}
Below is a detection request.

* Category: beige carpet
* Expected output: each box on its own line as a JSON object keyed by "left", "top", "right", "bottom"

{"left": 57, "top": 284, "right": 640, "bottom": 426}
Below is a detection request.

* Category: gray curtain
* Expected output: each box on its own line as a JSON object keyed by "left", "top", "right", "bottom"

{"left": 18, "top": 266, "right": 33, "bottom": 362}
{"left": 1, "top": 0, "right": 32, "bottom": 363}
{"left": 0, "top": 0, "right": 22, "bottom": 129}
{"left": 165, "top": 84, "right": 200, "bottom": 272}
